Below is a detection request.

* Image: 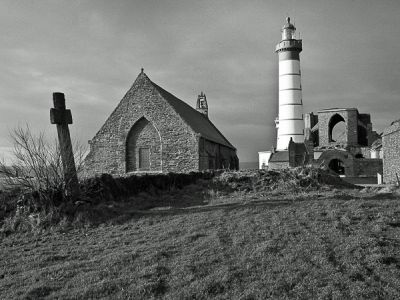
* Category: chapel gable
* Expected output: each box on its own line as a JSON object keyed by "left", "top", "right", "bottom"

{"left": 83, "top": 70, "right": 238, "bottom": 177}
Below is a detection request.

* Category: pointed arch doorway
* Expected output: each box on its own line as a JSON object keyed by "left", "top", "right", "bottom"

{"left": 126, "top": 118, "right": 161, "bottom": 172}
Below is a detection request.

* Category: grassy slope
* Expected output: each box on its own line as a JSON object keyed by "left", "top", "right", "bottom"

{"left": 1, "top": 189, "right": 400, "bottom": 299}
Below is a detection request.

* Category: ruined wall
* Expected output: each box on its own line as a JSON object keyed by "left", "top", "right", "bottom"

{"left": 83, "top": 74, "right": 199, "bottom": 177}
{"left": 316, "top": 150, "right": 355, "bottom": 176}
{"left": 288, "top": 140, "right": 310, "bottom": 167}
{"left": 353, "top": 159, "right": 382, "bottom": 177}
{"left": 318, "top": 109, "right": 358, "bottom": 147}
{"left": 383, "top": 121, "right": 400, "bottom": 183}
{"left": 304, "top": 112, "right": 318, "bottom": 129}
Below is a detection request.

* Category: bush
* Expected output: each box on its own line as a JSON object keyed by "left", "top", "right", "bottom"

{"left": 213, "top": 166, "right": 356, "bottom": 193}
{"left": 0, "top": 125, "right": 86, "bottom": 202}
{"left": 80, "top": 171, "right": 217, "bottom": 204}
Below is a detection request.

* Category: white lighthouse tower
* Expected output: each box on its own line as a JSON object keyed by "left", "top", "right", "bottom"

{"left": 275, "top": 17, "right": 304, "bottom": 150}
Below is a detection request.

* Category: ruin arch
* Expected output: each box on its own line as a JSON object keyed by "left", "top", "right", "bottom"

{"left": 328, "top": 158, "right": 345, "bottom": 175}
{"left": 328, "top": 114, "right": 346, "bottom": 143}
{"left": 126, "top": 117, "right": 161, "bottom": 172}
{"left": 317, "top": 150, "right": 355, "bottom": 177}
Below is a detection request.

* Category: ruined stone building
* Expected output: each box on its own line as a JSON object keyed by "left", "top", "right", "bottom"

{"left": 262, "top": 107, "right": 384, "bottom": 183}
{"left": 304, "top": 108, "right": 382, "bottom": 182}
{"left": 382, "top": 119, "right": 400, "bottom": 183}
{"left": 84, "top": 70, "right": 238, "bottom": 176}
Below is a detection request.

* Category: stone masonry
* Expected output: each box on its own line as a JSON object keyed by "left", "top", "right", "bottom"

{"left": 83, "top": 71, "right": 238, "bottom": 177}
{"left": 317, "top": 108, "right": 359, "bottom": 147}
{"left": 382, "top": 120, "right": 400, "bottom": 184}
{"left": 126, "top": 118, "right": 162, "bottom": 172}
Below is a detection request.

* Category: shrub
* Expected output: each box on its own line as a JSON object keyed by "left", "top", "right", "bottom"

{"left": 0, "top": 125, "right": 86, "bottom": 202}
{"left": 213, "top": 166, "right": 356, "bottom": 194}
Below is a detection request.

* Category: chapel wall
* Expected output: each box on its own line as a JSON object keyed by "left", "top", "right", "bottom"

{"left": 83, "top": 77, "right": 199, "bottom": 177}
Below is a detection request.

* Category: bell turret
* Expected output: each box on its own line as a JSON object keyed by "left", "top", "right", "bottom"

{"left": 196, "top": 91, "right": 208, "bottom": 118}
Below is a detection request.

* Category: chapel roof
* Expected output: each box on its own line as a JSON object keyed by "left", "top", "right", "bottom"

{"left": 138, "top": 72, "right": 235, "bottom": 149}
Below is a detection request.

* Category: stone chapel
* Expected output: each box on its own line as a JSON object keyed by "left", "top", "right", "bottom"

{"left": 83, "top": 70, "right": 238, "bottom": 176}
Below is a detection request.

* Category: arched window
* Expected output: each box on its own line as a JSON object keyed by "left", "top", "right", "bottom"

{"left": 329, "top": 114, "right": 346, "bottom": 143}
{"left": 126, "top": 118, "right": 161, "bottom": 172}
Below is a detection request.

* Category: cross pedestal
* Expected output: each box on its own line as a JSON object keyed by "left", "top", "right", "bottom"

{"left": 50, "top": 92, "right": 80, "bottom": 199}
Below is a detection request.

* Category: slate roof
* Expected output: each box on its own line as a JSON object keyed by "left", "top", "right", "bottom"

{"left": 147, "top": 76, "right": 235, "bottom": 149}
{"left": 269, "top": 151, "right": 289, "bottom": 162}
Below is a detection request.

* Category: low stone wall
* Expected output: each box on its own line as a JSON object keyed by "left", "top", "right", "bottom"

{"left": 342, "top": 176, "right": 378, "bottom": 185}
{"left": 268, "top": 162, "right": 290, "bottom": 169}
{"left": 353, "top": 158, "right": 382, "bottom": 177}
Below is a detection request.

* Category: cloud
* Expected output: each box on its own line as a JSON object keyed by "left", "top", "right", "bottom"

{"left": 0, "top": 0, "right": 399, "bottom": 163}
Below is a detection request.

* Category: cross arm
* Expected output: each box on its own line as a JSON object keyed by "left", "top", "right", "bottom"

{"left": 50, "top": 108, "right": 73, "bottom": 125}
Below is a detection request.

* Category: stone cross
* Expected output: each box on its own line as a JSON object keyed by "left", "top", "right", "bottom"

{"left": 50, "top": 92, "right": 80, "bottom": 198}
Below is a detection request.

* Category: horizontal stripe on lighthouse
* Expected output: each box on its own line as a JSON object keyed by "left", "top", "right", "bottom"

{"left": 279, "top": 60, "right": 300, "bottom": 75}
{"left": 279, "top": 103, "right": 303, "bottom": 106}
{"left": 279, "top": 73, "right": 301, "bottom": 77}
{"left": 278, "top": 51, "right": 300, "bottom": 61}
{"left": 279, "top": 88, "right": 302, "bottom": 91}
{"left": 279, "top": 106, "right": 303, "bottom": 119}
{"left": 278, "top": 133, "right": 304, "bottom": 136}
{"left": 278, "top": 118, "right": 303, "bottom": 121}
{"left": 279, "top": 74, "right": 301, "bottom": 90}
{"left": 277, "top": 120, "right": 305, "bottom": 135}
{"left": 279, "top": 90, "right": 302, "bottom": 105}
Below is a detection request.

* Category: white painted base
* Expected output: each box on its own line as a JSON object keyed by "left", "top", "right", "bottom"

{"left": 258, "top": 151, "right": 273, "bottom": 169}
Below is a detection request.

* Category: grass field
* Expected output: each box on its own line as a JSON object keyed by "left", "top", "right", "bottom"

{"left": 1, "top": 183, "right": 400, "bottom": 299}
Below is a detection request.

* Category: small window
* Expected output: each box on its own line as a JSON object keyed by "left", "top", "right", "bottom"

{"left": 139, "top": 148, "right": 150, "bottom": 170}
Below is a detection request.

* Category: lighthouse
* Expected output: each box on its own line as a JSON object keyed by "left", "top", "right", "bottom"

{"left": 275, "top": 17, "right": 304, "bottom": 150}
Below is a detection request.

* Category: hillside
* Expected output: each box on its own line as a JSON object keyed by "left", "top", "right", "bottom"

{"left": 1, "top": 171, "right": 400, "bottom": 299}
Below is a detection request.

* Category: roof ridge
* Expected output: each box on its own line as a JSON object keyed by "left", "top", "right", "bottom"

{"left": 149, "top": 79, "right": 235, "bottom": 149}
{"left": 89, "top": 71, "right": 147, "bottom": 144}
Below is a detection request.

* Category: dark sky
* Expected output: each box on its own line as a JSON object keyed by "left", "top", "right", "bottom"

{"left": 1, "top": 0, "right": 400, "bottom": 163}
